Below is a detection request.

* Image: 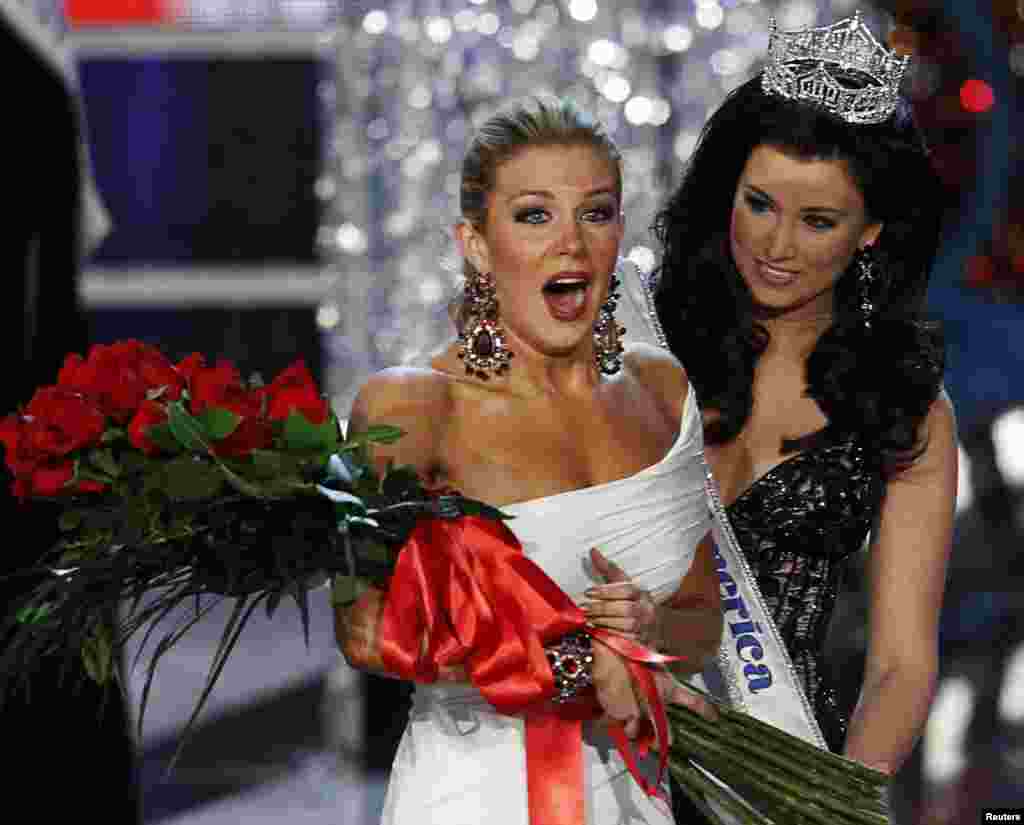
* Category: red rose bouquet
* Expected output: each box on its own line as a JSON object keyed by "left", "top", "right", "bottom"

{"left": 0, "top": 339, "right": 500, "bottom": 753}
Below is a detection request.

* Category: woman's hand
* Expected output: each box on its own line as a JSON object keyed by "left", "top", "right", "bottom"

{"left": 591, "top": 639, "right": 644, "bottom": 739}
{"left": 591, "top": 644, "right": 718, "bottom": 745}
{"left": 654, "top": 671, "right": 719, "bottom": 724}
{"left": 583, "top": 547, "right": 661, "bottom": 647}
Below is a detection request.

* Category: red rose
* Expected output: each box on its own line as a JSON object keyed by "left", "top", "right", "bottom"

{"left": 24, "top": 387, "right": 107, "bottom": 457}
{"left": 0, "top": 410, "right": 107, "bottom": 500}
{"left": 58, "top": 340, "right": 185, "bottom": 423}
{"left": 188, "top": 360, "right": 271, "bottom": 457}
{"left": 128, "top": 399, "right": 169, "bottom": 455}
{"left": 265, "top": 361, "right": 329, "bottom": 425}
{"left": 175, "top": 352, "right": 206, "bottom": 387}
{"left": 19, "top": 463, "right": 106, "bottom": 499}
{"left": 0, "top": 415, "right": 31, "bottom": 477}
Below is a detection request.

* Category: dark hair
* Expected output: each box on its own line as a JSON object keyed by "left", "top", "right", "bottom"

{"left": 652, "top": 74, "right": 945, "bottom": 468}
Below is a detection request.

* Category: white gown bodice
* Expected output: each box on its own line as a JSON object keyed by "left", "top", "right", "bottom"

{"left": 379, "top": 391, "right": 711, "bottom": 825}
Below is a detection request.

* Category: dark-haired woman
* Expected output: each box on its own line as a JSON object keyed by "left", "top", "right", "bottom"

{"left": 648, "top": 12, "right": 957, "bottom": 798}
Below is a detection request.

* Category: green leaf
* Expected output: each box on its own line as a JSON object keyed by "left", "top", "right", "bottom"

{"left": 157, "top": 455, "right": 228, "bottom": 501}
{"left": 16, "top": 603, "right": 54, "bottom": 625}
{"left": 143, "top": 423, "right": 182, "bottom": 454}
{"left": 58, "top": 509, "right": 86, "bottom": 532}
{"left": 322, "top": 413, "right": 342, "bottom": 453}
{"left": 167, "top": 400, "right": 210, "bottom": 452}
{"left": 101, "top": 427, "right": 129, "bottom": 444}
{"left": 381, "top": 464, "right": 426, "bottom": 499}
{"left": 81, "top": 624, "right": 115, "bottom": 685}
{"left": 331, "top": 575, "right": 371, "bottom": 608}
{"left": 354, "top": 540, "right": 392, "bottom": 565}
{"left": 245, "top": 449, "right": 303, "bottom": 480}
{"left": 87, "top": 447, "right": 121, "bottom": 478}
{"left": 215, "top": 462, "right": 273, "bottom": 498}
{"left": 197, "top": 407, "right": 241, "bottom": 441}
{"left": 118, "top": 450, "right": 152, "bottom": 474}
{"left": 282, "top": 411, "right": 333, "bottom": 452}
{"left": 342, "top": 425, "right": 404, "bottom": 450}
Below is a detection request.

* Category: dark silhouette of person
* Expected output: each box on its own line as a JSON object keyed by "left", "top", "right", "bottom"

{"left": 0, "top": 8, "right": 139, "bottom": 822}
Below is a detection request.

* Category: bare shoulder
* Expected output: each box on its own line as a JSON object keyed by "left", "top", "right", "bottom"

{"left": 890, "top": 389, "right": 958, "bottom": 486}
{"left": 351, "top": 365, "right": 452, "bottom": 422}
{"left": 348, "top": 367, "right": 453, "bottom": 475}
{"left": 622, "top": 341, "right": 690, "bottom": 419}
{"left": 919, "top": 388, "right": 958, "bottom": 466}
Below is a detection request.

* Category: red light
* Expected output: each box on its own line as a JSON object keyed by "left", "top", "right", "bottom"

{"left": 965, "top": 255, "right": 994, "bottom": 286}
{"left": 960, "top": 79, "right": 995, "bottom": 113}
{"left": 64, "top": 0, "right": 169, "bottom": 25}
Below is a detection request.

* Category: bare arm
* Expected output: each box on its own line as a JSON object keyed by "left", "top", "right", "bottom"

{"left": 842, "top": 395, "right": 958, "bottom": 773}
{"left": 333, "top": 369, "right": 469, "bottom": 684}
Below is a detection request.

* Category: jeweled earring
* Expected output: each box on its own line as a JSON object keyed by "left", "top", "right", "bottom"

{"left": 457, "top": 270, "right": 513, "bottom": 379}
{"left": 854, "top": 246, "right": 879, "bottom": 329}
{"left": 593, "top": 273, "right": 626, "bottom": 375}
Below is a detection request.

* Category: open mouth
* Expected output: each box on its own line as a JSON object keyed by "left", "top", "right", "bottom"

{"left": 542, "top": 275, "right": 591, "bottom": 321}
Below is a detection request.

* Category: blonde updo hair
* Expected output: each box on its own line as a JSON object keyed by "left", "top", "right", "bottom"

{"left": 459, "top": 94, "right": 623, "bottom": 238}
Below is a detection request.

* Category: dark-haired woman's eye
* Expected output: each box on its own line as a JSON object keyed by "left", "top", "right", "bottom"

{"left": 804, "top": 215, "right": 837, "bottom": 231}
{"left": 515, "top": 207, "right": 549, "bottom": 224}
{"left": 744, "top": 193, "right": 771, "bottom": 214}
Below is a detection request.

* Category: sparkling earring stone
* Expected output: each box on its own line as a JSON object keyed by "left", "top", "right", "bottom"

{"left": 474, "top": 329, "right": 494, "bottom": 358}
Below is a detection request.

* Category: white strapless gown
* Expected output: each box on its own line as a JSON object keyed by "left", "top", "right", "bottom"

{"left": 378, "top": 392, "right": 711, "bottom": 825}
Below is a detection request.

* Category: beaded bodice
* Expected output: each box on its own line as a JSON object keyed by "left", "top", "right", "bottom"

{"left": 726, "top": 439, "right": 886, "bottom": 752}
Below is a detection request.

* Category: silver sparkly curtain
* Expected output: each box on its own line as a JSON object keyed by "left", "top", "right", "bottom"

{"left": 319, "top": 0, "right": 885, "bottom": 413}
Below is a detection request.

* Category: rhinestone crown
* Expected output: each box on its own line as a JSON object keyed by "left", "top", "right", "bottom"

{"left": 761, "top": 11, "right": 910, "bottom": 125}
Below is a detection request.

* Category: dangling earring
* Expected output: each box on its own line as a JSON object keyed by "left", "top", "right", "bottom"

{"left": 593, "top": 273, "right": 626, "bottom": 375}
{"left": 457, "top": 270, "right": 513, "bottom": 379}
{"left": 854, "top": 246, "right": 879, "bottom": 330}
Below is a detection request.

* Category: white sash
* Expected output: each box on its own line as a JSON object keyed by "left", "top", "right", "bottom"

{"left": 615, "top": 258, "right": 826, "bottom": 749}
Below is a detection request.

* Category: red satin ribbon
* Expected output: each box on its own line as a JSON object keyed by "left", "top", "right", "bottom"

{"left": 378, "top": 516, "right": 682, "bottom": 825}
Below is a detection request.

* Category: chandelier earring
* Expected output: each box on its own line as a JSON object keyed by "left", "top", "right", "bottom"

{"left": 456, "top": 269, "right": 513, "bottom": 379}
{"left": 593, "top": 273, "right": 626, "bottom": 375}
{"left": 853, "top": 246, "right": 879, "bottom": 330}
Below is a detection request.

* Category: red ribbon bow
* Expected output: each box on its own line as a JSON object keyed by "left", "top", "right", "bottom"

{"left": 378, "top": 516, "right": 682, "bottom": 825}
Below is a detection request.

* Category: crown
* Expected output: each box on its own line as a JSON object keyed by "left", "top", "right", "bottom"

{"left": 761, "top": 11, "right": 910, "bottom": 125}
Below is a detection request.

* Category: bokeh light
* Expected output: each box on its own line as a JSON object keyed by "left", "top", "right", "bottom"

{"left": 960, "top": 78, "right": 996, "bottom": 113}
{"left": 568, "top": 0, "right": 597, "bottom": 23}
{"left": 662, "top": 23, "right": 694, "bottom": 53}
{"left": 362, "top": 9, "right": 388, "bottom": 34}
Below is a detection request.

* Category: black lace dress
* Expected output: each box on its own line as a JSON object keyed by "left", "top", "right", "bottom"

{"left": 672, "top": 438, "right": 886, "bottom": 823}
{"left": 725, "top": 438, "right": 886, "bottom": 752}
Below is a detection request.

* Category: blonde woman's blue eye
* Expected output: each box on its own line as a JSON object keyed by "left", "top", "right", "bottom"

{"left": 515, "top": 208, "right": 548, "bottom": 224}
{"left": 583, "top": 206, "right": 616, "bottom": 222}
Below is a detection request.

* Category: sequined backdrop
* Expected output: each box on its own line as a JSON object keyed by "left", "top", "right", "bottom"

{"left": 317, "top": 0, "right": 886, "bottom": 413}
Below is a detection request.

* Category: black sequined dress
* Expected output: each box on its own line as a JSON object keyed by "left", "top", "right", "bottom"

{"left": 672, "top": 438, "right": 886, "bottom": 824}
{"left": 725, "top": 438, "right": 886, "bottom": 752}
